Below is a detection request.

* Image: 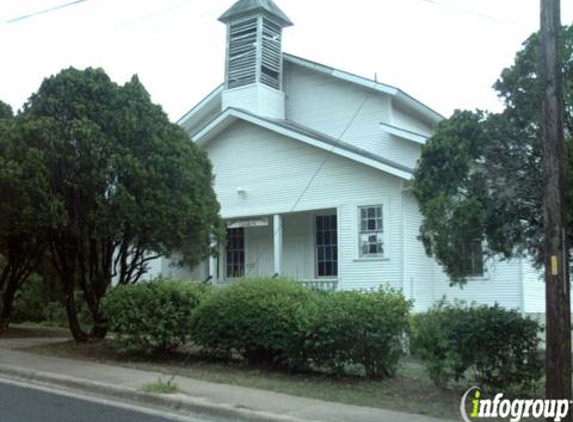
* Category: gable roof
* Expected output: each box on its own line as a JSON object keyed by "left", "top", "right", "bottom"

{"left": 379, "top": 122, "right": 428, "bottom": 145}
{"left": 177, "top": 53, "right": 443, "bottom": 131}
{"left": 283, "top": 54, "right": 444, "bottom": 126}
{"left": 193, "top": 107, "right": 414, "bottom": 180}
{"left": 218, "top": 0, "right": 293, "bottom": 27}
{"left": 178, "top": 84, "right": 224, "bottom": 132}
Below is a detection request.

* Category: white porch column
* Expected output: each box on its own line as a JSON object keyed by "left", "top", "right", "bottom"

{"left": 273, "top": 214, "right": 283, "bottom": 276}
{"left": 209, "top": 239, "right": 218, "bottom": 283}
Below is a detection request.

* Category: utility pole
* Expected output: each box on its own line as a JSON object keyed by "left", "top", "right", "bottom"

{"left": 540, "top": 0, "right": 572, "bottom": 418}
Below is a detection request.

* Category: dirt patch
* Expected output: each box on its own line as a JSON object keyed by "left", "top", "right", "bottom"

{"left": 0, "top": 324, "right": 69, "bottom": 339}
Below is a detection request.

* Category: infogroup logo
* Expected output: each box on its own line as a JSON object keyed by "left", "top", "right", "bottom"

{"left": 460, "top": 387, "right": 571, "bottom": 422}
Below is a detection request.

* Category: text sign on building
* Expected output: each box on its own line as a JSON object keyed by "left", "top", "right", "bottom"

{"left": 227, "top": 217, "right": 269, "bottom": 228}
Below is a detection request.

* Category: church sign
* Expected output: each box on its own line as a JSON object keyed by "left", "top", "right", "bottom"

{"left": 227, "top": 217, "right": 269, "bottom": 228}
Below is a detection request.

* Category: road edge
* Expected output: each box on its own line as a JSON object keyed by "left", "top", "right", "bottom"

{"left": 0, "top": 364, "right": 312, "bottom": 422}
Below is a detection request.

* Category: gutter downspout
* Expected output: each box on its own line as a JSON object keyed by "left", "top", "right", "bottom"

{"left": 401, "top": 181, "right": 412, "bottom": 302}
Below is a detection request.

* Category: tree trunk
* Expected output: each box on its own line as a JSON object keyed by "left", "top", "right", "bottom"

{"left": 90, "top": 308, "right": 108, "bottom": 340}
{"left": 0, "top": 274, "right": 19, "bottom": 333}
{"left": 64, "top": 288, "right": 89, "bottom": 342}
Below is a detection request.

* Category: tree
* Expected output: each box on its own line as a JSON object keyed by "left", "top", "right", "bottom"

{"left": 0, "top": 102, "right": 60, "bottom": 331}
{"left": 21, "top": 68, "right": 223, "bottom": 340}
{"left": 413, "top": 25, "right": 573, "bottom": 284}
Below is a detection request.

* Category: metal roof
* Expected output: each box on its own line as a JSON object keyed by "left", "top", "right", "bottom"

{"left": 283, "top": 53, "right": 444, "bottom": 125}
{"left": 192, "top": 107, "right": 414, "bottom": 179}
{"left": 264, "top": 116, "right": 414, "bottom": 175}
{"left": 218, "top": 0, "right": 293, "bottom": 27}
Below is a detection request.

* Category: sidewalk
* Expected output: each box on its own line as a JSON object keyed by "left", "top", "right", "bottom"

{"left": 0, "top": 336, "right": 455, "bottom": 422}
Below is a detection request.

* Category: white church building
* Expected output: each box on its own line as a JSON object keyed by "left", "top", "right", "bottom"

{"left": 156, "top": 0, "right": 545, "bottom": 314}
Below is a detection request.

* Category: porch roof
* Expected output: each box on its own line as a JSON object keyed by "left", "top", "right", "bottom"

{"left": 192, "top": 107, "right": 414, "bottom": 180}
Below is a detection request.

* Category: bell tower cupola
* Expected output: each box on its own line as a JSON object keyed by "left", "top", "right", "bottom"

{"left": 219, "top": 0, "right": 293, "bottom": 119}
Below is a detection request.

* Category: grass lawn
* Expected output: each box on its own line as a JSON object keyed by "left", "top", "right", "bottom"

{"left": 20, "top": 336, "right": 468, "bottom": 420}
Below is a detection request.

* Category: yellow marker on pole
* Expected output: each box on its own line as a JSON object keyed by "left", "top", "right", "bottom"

{"left": 551, "top": 255, "right": 558, "bottom": 276}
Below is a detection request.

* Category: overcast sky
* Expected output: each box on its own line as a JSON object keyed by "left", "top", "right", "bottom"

{"left": 1, "top": 0, "right": 572, "bottom": 121}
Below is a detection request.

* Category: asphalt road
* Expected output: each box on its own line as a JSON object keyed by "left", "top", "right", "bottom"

{"left": 0, "top": 378, "right": 216, "bottom": 422}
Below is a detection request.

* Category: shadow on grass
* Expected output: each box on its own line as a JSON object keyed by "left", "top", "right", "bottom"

{"left": 0, "top": 323, "right": 70, "bottom": 339}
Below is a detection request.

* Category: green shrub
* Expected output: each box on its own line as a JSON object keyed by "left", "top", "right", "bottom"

{"left": 41, "top": 302, "right": 68, "bottom": 327}
{"left": 411, "top": 300, "right": 543, "bottom": 393}
{"left": 11, "top": 274, "right": 47, "bottom": 323}
{"left": 102, "top": 278, "right": 211, "bottom": 354}
{"left": 190, "top": 280, "right": 411, "bottom": 377}
{"left": 304, "top": 288, "right": 411, "bottom": 378}
{"left": 11, "top": 272, "right": 67, "bottom": 326}
{"left": 190, "top": 278, "right": 314, "bottom": 366}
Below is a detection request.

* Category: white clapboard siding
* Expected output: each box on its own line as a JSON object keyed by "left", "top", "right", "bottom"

{"left": 403, "top": 191, "right": 525, "bottom": 312}
{"left": 222, "top": 83, "right": 285, "bottom": 119}
{"left": 283, "top": 62, "right": 422, "bottom": 169}
{"left": 206, "top": 120, "right": 406, "bottom": 289}
{"left": 337, "top": 200, "right": 402, "bottom": 291}
{"left": 208, "top": 121, "right": 403, "bottom": 217}
{"left": 391, "top": 104, "right": 433, "bottom": 138}
{"left": 281, "top": 212, "right": 314, "bottom": 280}
{"left": 244, "top": 222, "right": 274, "bottom": 277}
{"left": 431, "top": 258, "right": 524, "bottom": 312}
{"left": 402, "top": 192, "right": 436, "bottom": 312}
{"left": 170, "top": 46, "right": 546, "bottom": 312}
{"left": 521, "top": 258, "right": 545, "bottom": 314}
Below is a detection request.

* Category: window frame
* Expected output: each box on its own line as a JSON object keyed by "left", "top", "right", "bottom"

{"left": 226, "top": 227, "right": 246, "bottom": 279}
{"left": 314, "top": 214, "right": 338, "bottom": 279}
{"left": 459, "top": 239, "right": 485, "bottom": 278}
{"left": 357, "top": 205, "right": 386, "bottom": 259}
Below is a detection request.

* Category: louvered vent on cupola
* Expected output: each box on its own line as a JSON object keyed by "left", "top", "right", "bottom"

{"left": 228, "top": 18, "right": 258, "bottom": 89}
{"left": 219, "top": 0, "right": 293, "bottom": 118}
{"left": 260, "top": 19, "right": 281, "bottom": 89}
{"left": 220, "top": 0, "right": 293, "bottom": 92}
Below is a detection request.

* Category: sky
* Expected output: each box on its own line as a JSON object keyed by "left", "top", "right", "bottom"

{"left": 1, "top": 0, "right": 572, "bottom": 121}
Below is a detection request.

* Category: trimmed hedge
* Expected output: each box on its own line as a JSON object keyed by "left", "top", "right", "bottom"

{"left": 411, "top": 300, "right": 543, "bottom": 393}
{"left": 102, "top": 278, "right": 211, "bottom": 354}
{"left": 104, "top": 276, "right": 412, "bottom": 378}
{"left": 305, "top": 288, "right": 411, "bottom": 378}
{"left": 189, "top": 278, "right": 313, "bottom": 366}
{"left": 190, "top": 278, "right": 411, "bottom": 378}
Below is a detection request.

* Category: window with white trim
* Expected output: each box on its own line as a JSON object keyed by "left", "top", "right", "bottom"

{"left": 316, "top": 215, "right": 338, "bottom": 277}
{"left": 226, "top": 228, "right": 245, "bottom": 278}
{"left": 358, "top": 205, "right": 384, "bottom": 257}
{"left": 459, "top": 240, "right": 484, "bottom": 277}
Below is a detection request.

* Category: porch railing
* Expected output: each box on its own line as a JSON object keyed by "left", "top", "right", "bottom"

{"left": 212, "top": 277, "right": 339, "bottom": 292}
{"left": 297, "top": 279, "right": 338, "bottom": 292}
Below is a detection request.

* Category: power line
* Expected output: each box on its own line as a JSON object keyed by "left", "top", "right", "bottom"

{"left": 5, "top": 0, "right": 91, "bottom": 24}
{"left": 166, "top": 82, "right": 376, "bottom": 386}
{"left": 115, "top": 1, "right": 189, "bottom": 30}
{"left": 244, "top": 87, "right": 374, "bottom": 277}
{"left": 115, "top": 2, "right": 222, "bottom": 30}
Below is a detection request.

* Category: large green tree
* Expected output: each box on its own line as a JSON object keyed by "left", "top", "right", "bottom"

{"left": 413, "top": 25, "right": 573, "bottom": 284}
{"left": 21, "top": 68, "right": 223, "bottom": 340}
{"left": 0, "top": 102, "right": 61, "bottom": 331}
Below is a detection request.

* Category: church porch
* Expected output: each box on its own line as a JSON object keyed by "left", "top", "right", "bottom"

{"left": 211, "top": 209, "right": 339, "bottom": 291}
